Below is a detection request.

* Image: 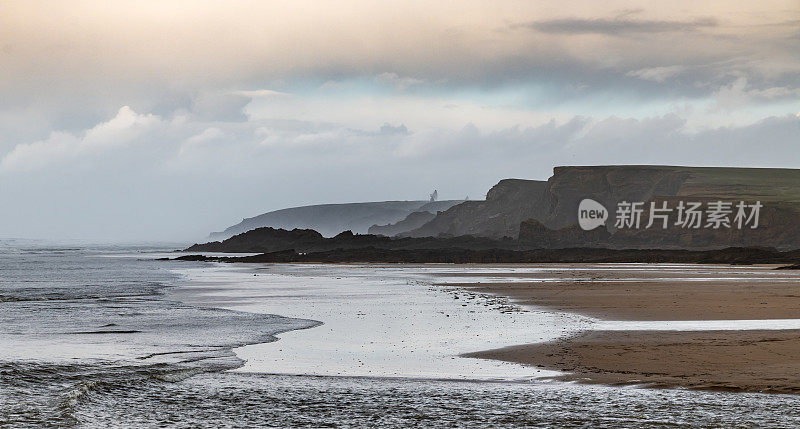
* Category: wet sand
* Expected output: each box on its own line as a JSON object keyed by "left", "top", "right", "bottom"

{"left": 442, "top": 265, "right": 800, "bottom": 321}
{"left": 168, "top": 264, "right": 588, "bottom": 380}
{"left": 455, "top": 265, "right": 800, "bottom": 393}
{"left": 466, "top": 330, "right": 800, "bottom": 394}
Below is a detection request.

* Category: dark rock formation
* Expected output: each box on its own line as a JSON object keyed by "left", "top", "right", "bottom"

{"left": 517, "top": 198, "right": 800, "bottom": 250}
{"left": 191, "top": 227, "right": 328, "bottom": 253}
{"left": 368, "top": 211, "right": 437, "bottom": 236}
{"left": 186, "top": 226, "right": 515, "bottom": 254}
{"left": 183, "top": 224, "right": 800, "bottom": 266}
{"left": 518, "top": 219, "right": 610, "bottom": 248}
{"left": 175, "top": 246, "right": 800, "bottom": 265}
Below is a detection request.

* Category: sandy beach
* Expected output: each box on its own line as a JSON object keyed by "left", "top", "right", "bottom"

{"left": 440, "top": 264, "right": 800, "bottom": 321}
{"left": 466, "top": 329, "right": 800, "bottom": 394}
{"left": 168, "top": 262, "right": 800, "bottom": 393}
{"left": 451, "top": 264, "right": 800, "bottom": 393}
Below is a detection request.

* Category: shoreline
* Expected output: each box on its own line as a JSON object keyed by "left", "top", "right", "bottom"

{"left": 165, "top": 259, "right": 800, "bottom": 393}
{"left": 167, "top": 263, "right": 580, "bottom": 380}
{"left": 464, "top": 329, "right": 800, "bottom": 394}
{"left": 451, "top": 264, "right": 800, "bottom": 393}
{"left": 441, "top": 265, "right": 800, "bottom": 321}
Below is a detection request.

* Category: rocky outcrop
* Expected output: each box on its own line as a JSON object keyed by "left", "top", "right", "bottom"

{"left": 518, "top": 219, "right": 611, "bottom": 248}
{"left": 190, "top": 227, "right": 329, "bottom": 253}
{"left": 368, "top": 211, "right": 436, "bottom": 236}
{"left": 777, "top": 263, "right": 800, "bottom": 270}
{"left": 176, "top": 246, "right": 800, "bottom": 265}
{"left": 187, "top": 226, "right": 513, "bottom": 254}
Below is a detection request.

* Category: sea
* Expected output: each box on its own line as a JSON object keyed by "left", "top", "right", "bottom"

{"left": 2, "top": 240, "right": 800, "bottom": 428}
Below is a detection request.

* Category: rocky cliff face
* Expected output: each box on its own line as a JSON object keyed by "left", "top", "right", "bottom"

{"left": 401, "top": 179, "right": 549, "bottom": 238}
{"left": 407, "top": 166, "right": 800, "bottom": 250}
{"left": 368, "top": 211, "right": 436, "bottom": 236}
{"left": 540, "top": 166, "right": 800, "bottom": 230}
{"left": 541, "top": 166, "right": 690, "bottom": 229}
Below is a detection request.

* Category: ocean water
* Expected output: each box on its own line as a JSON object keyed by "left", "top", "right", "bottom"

{"left": 0, "top": 241, "right": 315, "bottom": 427}
{"left": 2, "top": 241, "right": 800, "bottom": 428}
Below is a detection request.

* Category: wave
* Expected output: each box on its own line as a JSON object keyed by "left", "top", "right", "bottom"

{"left": 0, "top": 348, "right": 251, "bottom": 427}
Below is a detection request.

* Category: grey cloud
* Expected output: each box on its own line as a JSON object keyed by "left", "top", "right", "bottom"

{"left": 0, "top": 22, "right": 795, "bottom": 134}
{"left": 523, "top": 17, "right": 718, "bottom": 36}
{"left": 346, "top": 123, "right": 409, "bottom": 138}
{"left": 190, "top": 92, "right": 251, "bottom": 122}
{"left": 379, "top": 123, "right": 409, "bottom": 136}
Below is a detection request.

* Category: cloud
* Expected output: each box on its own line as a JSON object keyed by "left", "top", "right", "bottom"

{"left": 626, "top": 66, "right": 686, "bottom": 83}
{"left": 375, "top": 73, "right": 425, "bottom": 91}
{"left": 179, "top": 127, "right": 227, "bottom": 156}
{"left": 0, "top": 106, "right": 159, "bottom": 172}
{"left": 523, "top": 16, "right": 717, "bottom": 36}
{"left": 712, "top": 77, "right": 800, "bottom": 111}
{"left": 190, "top": 92, "right": 251, "bottom": 122}
{"left": 379, "top": 123, "right": 409, "bottom": 136}
{"left": 0, "top": 0, "right": 796, "bottom": 115}
{"left": 233, "top": 89, "right": 290, "bottom": 98}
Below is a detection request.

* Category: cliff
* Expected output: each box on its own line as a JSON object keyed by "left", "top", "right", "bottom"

{"left": 540, "top": 165, "right": 800, "bottom": 230}
{"left": 401, "top": 179, "right": 549, "bottom": 238}
{"left": 405, "top": 166, "right": 800, "bottom": 250}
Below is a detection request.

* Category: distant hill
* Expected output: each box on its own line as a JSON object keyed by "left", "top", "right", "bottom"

{"left": 209, "top": 200, "right": 463, "bottom": 240}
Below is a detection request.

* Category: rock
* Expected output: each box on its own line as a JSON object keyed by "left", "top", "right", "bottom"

{"left": 368, "top": 211, "right": 436, "bottom": 236}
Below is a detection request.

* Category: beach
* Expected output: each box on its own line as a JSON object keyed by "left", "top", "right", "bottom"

{"left": 466, "top": 329, "right": 800, "bottom": 394}
{"left": 169, "top": 262, "right": 800, "bottom": 393}
{"left": 446, "top": 264, "right": 800, "bottom": 393}
{"left": 439, "top": 264, "right": 800, "bottom": 320}
{"left": 166, "top": 263, "right": 589, "bottom": 380}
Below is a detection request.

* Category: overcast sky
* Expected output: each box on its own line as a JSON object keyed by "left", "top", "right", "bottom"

{"left": 1, "top": 1, "right": 798, "bottom": 242}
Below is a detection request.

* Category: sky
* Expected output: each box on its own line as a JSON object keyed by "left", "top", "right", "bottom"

{"left": 0, "top": 0, "right": 798, "bottom": 242}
